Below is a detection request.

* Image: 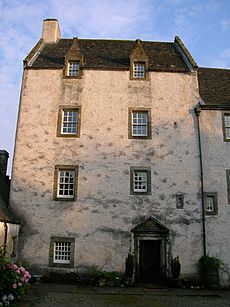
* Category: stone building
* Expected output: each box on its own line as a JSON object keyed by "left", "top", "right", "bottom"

{"left": 0, "top": 150, "right": 19, "bottom": 256}
{"left": 10, "top": 19, "right": 230, "bottom": 285}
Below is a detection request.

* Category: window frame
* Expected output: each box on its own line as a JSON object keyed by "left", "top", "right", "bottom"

{"left": 133, "top": 62, "right": 145, "bottom": 79}
{"left": 222, "top": 112, "right": 230, "bottom": 142}
{"left": 130, "top": 166, "right": 151, "bottom": 195}
{"left": 128, "top": 108, "right": 151, "bottom": 139}
{"left": 49, "top": 237, "right": 75, "bottom": 268}
{"left": 204, "top": 192, "right": 218, "bottom": 215}
{"left": 57, "top": 106, "right": 81, "bottom": 138}
{"left": 53, "top": 165, "right": 79, "bottom": 201}
{"left": 226, "top": 170, "right": 230, "bottom": 204}
{"left": 67, "top": 60, "right": 80, "bottom": 78}
{"left": 176, "top": 194, "right": 184, "bottom": 209}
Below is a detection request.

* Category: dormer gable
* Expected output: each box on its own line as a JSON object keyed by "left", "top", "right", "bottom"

{"left": 64, "top": 37, "right": 83, "bottom": 78}
{"left": 130, "top": 39, "right": 149, "bottom": 80}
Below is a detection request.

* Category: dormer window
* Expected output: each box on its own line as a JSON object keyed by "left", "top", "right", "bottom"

{"left": 130, "top": 39, "right": 148, "bottom": 81}
{"left": 133, "top": 63, "right": 145, "bottom": 79}
{"left": 68, "top": 61, "right": 79, "bottom": 77}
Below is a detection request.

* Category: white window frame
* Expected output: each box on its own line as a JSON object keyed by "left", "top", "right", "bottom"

{"left": 224, "top": 114, "right": 230, "bottom": 140}
{"left": 132, "top": 111, "right": 148, "bottom": 137}
{"left": 68, "top": 61, "right": 79, "bottom": 77}
{"left": 133, "top": 63, "right": 145, "bottom": 79}
{"left": 53, "top": 241, "right": 71, "bottom": 264}
{"left": 133, "top": 170, "right": 148, "bottom": 193}
{"left": 206, "top": 196, "right": 214, "bottom": 213}
{"left": 61, "top": 110, "right": 78, "bottom": 135}
{"left": 57, "top": 169, "right": 75, "bottom": 199}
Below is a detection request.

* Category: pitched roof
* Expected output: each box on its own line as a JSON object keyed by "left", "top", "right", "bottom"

{"left": 29, "top": 39, "right": 190, "bottom": 72}
{"left": 0, "top": 197, "right": 20, "bottom": 224}
{"left": 198, "top": 67, "right": 230, "bottom": 105}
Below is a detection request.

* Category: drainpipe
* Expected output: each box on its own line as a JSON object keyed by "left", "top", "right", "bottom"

{"left": 195, "top": 107, "right": 206, "bottom": 256}
{"left": 4, "top": 222, "right": 8, "bottom": 246}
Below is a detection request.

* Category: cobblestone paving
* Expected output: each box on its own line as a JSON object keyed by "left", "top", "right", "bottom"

{"left": 19, "top": 284, "right": 230, "bottom": 307}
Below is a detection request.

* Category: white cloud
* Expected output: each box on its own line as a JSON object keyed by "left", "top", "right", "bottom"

{"left": 221, "top": 20, "right": 230, "bottom": 31}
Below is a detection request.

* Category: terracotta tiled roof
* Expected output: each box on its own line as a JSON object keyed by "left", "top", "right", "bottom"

{"left": 30, "top": 39, "right": 190, "bottom": 72}
{"left": 198, "top": 67, "right": 230, "bottom": 105}
{"left": 0, "top": 197, "right": 20, "bottom": 224}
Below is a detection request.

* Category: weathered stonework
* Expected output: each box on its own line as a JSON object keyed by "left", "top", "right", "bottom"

{"left": 10, "top": 67, "right": 203, "bottom": 276}
{"left": 10, "top": 20, "right": 230, "bottom": 286}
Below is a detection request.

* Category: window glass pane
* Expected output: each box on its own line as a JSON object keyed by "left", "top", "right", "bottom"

{"left": 133, "top": 171, "right": 147, "bottom": 192}
{"left": 61, "top": 110, "right": 78, "bottom": 134}
{"left": 58, "top": 170, "right": 75, "bottom": 198}
{"left": 206, "top": 196, "right": 214, "bottom": 212}
{"left": 132, "top": 111, "right": 148, "bottom": 136}
{"left": 68, "top": 62, "right": 79, "bottom": 77}
{"left": 133, "top": 63, "right": 145, "bottom": 78}
{"left": 54, "top": 242, "right": 71, "bottom": 264}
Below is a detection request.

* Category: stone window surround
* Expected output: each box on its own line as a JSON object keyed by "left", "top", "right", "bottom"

{"left": 130, "top": 166, "right": 151, "bottom": 195}
{"left": 49, "top": 236, "right": 75, "bottom": 268}
{"left": 226, "top": 170, "right": 230, "bottom": 204}
{"left": 128, "top": 108, "right": 152, "bottom": 139}
{"left": 204, "top": 192, "right": 218, "bottom": 215}
{"left": 53, "top": 165, "right": 79, "bottom": 201}
{"left": 222, "top": 112, "right": 230, "bottom": 142}
{"left": 57, "top": 106, "right": 81, "bottom": 138}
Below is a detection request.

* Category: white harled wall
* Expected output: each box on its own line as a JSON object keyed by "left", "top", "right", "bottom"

{"left": 10, "top": 68, "right": 205, "bottom": 277}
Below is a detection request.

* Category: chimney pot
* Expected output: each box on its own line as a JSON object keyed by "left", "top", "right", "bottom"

{"left": 42, "top": 19, "right": 61, "bottom": 43}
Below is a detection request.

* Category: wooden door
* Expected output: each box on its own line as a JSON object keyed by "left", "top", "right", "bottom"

{"left": 139, "top": 240, "right": 161, "bottom": 283}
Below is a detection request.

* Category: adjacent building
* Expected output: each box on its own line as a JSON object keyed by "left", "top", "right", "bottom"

{"left": 0, "top": 150, "right": 19, "bottom": 256}
{"left": 10, "top": 19, "right": 230, "bottom": 285}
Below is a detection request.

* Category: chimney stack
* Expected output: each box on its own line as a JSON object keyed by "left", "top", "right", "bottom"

{"left": 42, "top": 19, "right": 60, "bottom": 43}
{"left": 0, "top": 150, "right": 9, "bottom": 176}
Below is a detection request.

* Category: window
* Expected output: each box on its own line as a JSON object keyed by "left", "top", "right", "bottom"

{"left": 133, "top": 63, "right": 145, "bottom": 79}
{"left": 176, "top": 194, "right": 184, "bottom": 209}
{"left": 204, "top": 192, "right": 218, "bottom": 215}
{"left": 49, "top": 237, "right": 75, "bottom": 268}
{"left": 128, "top": 109, "right": 151, "bottom": 139}
{"left": 223, "top": 113, "right": 230, "bottom": 141}
{"left": 130, "top": 167, "right": 151, "bottom": 195}
{"left": 68, "top": 61, "right": 79, "bottom": 77}
{"left": 226, "top": 170, "right": 230, "bottom": 204}
{"left": 57, "top": 107, "right": 81, "bottom": 137}
{"left": 53, "top": 165, "right": 78, "bottom": 201}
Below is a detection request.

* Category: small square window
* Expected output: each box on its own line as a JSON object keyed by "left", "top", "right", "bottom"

{"left": 54, "top": 165, "right": 78, "bottom": 201}
{"left": 68, "top": 61, "right": 79, "bottom": 77}
{"left": 133, "top": 63, "right": 145, "bottom": 79}
{"left": 204, "top": 192, "right": 218, "bottom": 215}
{"left": 130, "top": 167, "right": 151, "bottom": 195}
{"left": 176, "top": 194, "right": 184, "bottom": 209}
{"left": 57, "top": 107, "right": 81, "bottom": 137}
{"left": 222, "top": 113, "right": 230, "bottom": 141}
{"left": 129, "top": 109, "right": 151, "bottom": 139}
{"left": 49, "top": 237, "right": 75, "bottom": 268}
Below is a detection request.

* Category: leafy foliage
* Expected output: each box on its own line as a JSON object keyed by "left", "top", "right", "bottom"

{"left": 199, "top": 255, "right": 222, "bottom": 272}
{"left": 171, "top": 255, "right": 181, "bottom": 278}
{"left": 0, "top": 245, "right": 31, "bottom": 306}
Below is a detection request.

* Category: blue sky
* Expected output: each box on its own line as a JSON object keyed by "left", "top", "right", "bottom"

{"left": 0, "top": 0, "right": 230, "bottom": 175}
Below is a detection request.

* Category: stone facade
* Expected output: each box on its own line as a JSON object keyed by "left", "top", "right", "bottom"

{"left": 10, "top": 19, "right": 230, "bottom": 285}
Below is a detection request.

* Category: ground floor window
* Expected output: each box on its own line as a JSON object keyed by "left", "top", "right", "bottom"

{"left": 49, "top": 237, "right": 75, "bottom": 268}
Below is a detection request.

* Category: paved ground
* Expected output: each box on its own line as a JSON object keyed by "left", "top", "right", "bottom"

{"left": 18, "top": 283, "right": 230, "bottom": 307}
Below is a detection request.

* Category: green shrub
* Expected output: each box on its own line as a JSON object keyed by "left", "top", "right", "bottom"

{"left": 199, "top": 255, "right": 221, "bottom": 272}
{"left": 0, "top": 245, "right": 31, "bottom": 306}
{"left": 171, "top": 256, "right": 181, "bottom": 278}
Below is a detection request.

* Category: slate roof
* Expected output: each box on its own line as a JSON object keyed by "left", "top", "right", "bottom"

{"left": 198, "top": 67, "right": 230, "bottom": 105}
{"left": 0, "top": 197, "right": 20, "bottom": 224}
{"left": 30, "top": 39, "right": 190, "bottom": 72}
